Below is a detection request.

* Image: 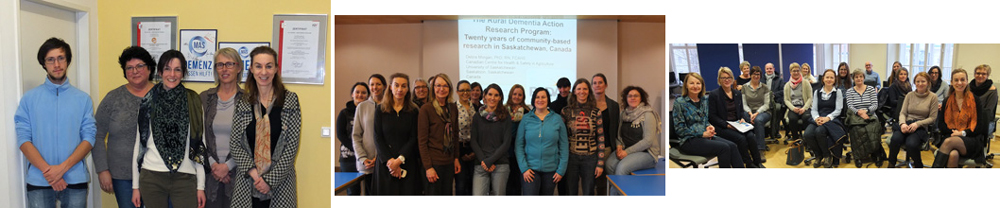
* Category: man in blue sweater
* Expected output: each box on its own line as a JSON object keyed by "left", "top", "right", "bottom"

{"left": 14, "top": 37, "right": 96, "bottom": 208}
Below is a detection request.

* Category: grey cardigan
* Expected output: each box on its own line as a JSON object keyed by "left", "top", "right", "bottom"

{"left": 199, "top": 87, "right": 244, "bottom": 201}
{"left": 92, "top": 85, "right": 143, "bottom": 180}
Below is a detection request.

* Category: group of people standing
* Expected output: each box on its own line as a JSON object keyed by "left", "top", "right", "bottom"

{"left": 674, "top": 60, "right": 993, "bottom": 168}
{"left": 15, "top": 37, "right": 301, "bottom": 208}
{"left": 337, "top": 73, "right": 662, "bottom": 195}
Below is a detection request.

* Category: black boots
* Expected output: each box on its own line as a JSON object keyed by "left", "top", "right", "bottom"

{"left": 932, "top": 151, "right": 950, "bottom": 168}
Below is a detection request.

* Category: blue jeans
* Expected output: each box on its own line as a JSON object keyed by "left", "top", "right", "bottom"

{"left": 745, "top": 111, "right": 771, "bottom": 150}
{"left": 112, "top": 179, "right": 139, "bottom": 208}
{"left": 605, "top": 152, "right": 656, "bottom": 175}
{"left": 26, "top": 186, "right": 87, "bottom": 208}
{"left": 472, "top": 164, "right": 509, "bottom": 195}
{"left": 521, "top": 171, "right": 557, "bottom": 195}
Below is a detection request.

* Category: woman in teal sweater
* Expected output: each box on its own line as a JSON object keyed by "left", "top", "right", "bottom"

{"left": 515, "top": 87, "right": 568, "bottom": 195}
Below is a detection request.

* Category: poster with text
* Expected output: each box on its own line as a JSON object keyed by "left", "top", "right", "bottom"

{"left": 279, "top": 20, "right": 321, "bottom": 81}
{"left": 137, "top": 21, "right": 172, "bottom": 61}
{"left": 219, "top": 42, "right": 270, "bottom": 83}
{"left": 179, "top": 29, "right": 217, "bottom": 82}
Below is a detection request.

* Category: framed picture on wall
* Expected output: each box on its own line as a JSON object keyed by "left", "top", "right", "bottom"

{"left": 179, "top": 29, "right": 218, "bottom": 82}
{"left": 219, "top": 42, "right": 271, "bottom": 83}
{"left": 131, "top": 16, "right": 177, "bottom": 61}
{"left": 273, "top": 14, "right": 328, "bottom": 85}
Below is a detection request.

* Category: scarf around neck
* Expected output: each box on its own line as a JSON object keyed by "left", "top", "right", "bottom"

{"left": 432, "top": 99, "right": 454, "bottom": 152}
{"left": 478, "top": 105, "right": 501, "bottom": 122}
{"left": 790, "top": 76, "right": 803, "bottom": 88}
{"left": 623, "top": 104, "right": 659, "bottom": 133}
{"left": 970, "top": 79, "right": 993, "bottom": 96}
{"left": 138, "top": 83, "right": 205, "bottom": 172}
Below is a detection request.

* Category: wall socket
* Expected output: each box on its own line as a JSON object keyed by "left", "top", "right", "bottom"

{"left": 321, "top": 127, "right": 331, "bottom": 138}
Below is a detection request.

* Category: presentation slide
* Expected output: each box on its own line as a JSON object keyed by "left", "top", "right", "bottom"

{"left": 459, "top": 19, "right": 577, "bottom": 102}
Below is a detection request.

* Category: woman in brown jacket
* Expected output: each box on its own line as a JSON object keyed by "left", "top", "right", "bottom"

{"left": 418, "top": 73, "right": 462, "bottom": 195}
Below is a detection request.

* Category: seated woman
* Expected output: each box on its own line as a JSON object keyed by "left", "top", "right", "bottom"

{"left": 934, "top": 69, "right": 989, "bottom": 168}
{"left": 673, "top": 73, "right": 743, "bottom": 168}
{"left": 783, "top": 63, "right": 813, "bottom": 143}
{"left": 803, "top": 69, "right": 848, "bottom": 168}
{"left": 883, "top": 68, "right": 912, "bottom": 121}
{"left": 709, "top": 67, "right": 763, "bottom": 168}
{"left": 606, "top": 86, "right": 661, "bottom": 175}
{"left": 928, "top": 66, "right": 949, "bottom": 106}
{"left": 741, "top": 66, "right": 770, "bottom": 160}
{"left": 889, "top": 72, "right": 937, "bottom": 168}
{"left": 845, "top": 69, "right": 887, "bottom": 166}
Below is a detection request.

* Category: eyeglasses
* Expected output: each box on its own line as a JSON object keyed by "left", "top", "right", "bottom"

{"left": 45, "top": 56, "right": 67, "bottom": 65}
{"left": 976, "top": 72, "right": 989, "bottom": 76}
{"left": 434, "top": 84, "right": 450, "bottom": 89}
{"left": 125, "top": 64, "right": 147, "bottom": 72}
{"left": 719, "top": 76, "right": 733, "bottom": 80}
{"left": 215, "top": 62, "right": 237, "bottom": 69}
{"left": 627, "top": 94, "right": 641, "bottom": 98}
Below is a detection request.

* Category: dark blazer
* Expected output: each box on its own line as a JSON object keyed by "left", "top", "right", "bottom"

{"left": 602, "top": 96, "right": 620, "bottom": 151}
{"left": 708, "top": 88, "right": 751, "bottom": 129}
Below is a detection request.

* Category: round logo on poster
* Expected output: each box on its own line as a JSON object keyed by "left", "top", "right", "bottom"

{"left": 189, "top": 36, "right": 208, "bottom": 57}
{"left": 239, "top": 46, "right": 251, "bottom": 59}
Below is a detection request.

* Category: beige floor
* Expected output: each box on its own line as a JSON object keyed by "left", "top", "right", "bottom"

{"left": 670, "top": 130, "right": 1000, "bottom": 168}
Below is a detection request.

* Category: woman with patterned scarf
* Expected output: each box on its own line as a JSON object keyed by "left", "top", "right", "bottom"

{"left": 504, "top": 84, "right": 530, "bottom": 195}
{"left": 230, "top": 46, "right": 302, "bottom": 207}
{"left": 131, "top": 50, "right": 207, "bottom": 208}
{"left": 605, "top": 86, "right": 660, "bottom": 175}
{"left": 418, "top": 73, "right": 461, "bottom": 195}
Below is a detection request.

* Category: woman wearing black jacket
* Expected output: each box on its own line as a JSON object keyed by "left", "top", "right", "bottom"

{"left": 335, "top": 82, "right": 368, "bottom": 195}
{"left": 708, "top": 67, "right": 763, "bottom": 168}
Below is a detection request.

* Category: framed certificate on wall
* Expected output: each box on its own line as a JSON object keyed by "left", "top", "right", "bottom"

{"left": 132, "top": 16, "right": 176, "bottom": 61}
{"left": 273, "top": 14, "right": 328, "bottom": 85}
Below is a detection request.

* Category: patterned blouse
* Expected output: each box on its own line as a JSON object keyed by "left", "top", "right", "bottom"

{"left": 672, "top": 95, "right": 710, "bottom": 146}
{"left": 457, "top": 101, "right": 475, "bottom": 143}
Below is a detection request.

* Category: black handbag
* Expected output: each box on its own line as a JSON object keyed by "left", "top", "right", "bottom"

{"left": 785, "top": 139, "right": 805, "bottom": 166}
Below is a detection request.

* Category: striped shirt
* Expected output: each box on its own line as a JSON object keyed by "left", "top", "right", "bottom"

{"left": 845, "top": 85, "right": 878, "bottom": 115}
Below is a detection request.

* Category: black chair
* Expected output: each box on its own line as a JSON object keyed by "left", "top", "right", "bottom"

{"left": 667, "top": 111, "right": 718, "bottom": 168}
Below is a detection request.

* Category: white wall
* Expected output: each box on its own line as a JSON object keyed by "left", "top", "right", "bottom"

{"left": 619, "top": 22, "right": 666, "bottom": 157}
{"left": 2, "top": 0, "right": 99, "bottom": 207}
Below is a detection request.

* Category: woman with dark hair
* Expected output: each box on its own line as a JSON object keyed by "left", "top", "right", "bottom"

{"left": 352, "top": 73, "right": 385, "bottom": 194}
{"left": 928, "top": 66, "right": 949, "bottom": 106}
{"left": 516, "top": 87, "right": 568, "bottom": 195}
{"left": 884, "top": 68, "right": 912, "bottom": 121}
{"left": 94, "top": 46, "right": 155, "bottom": 208}
{"left": 741, "top": 66, "right": 771, "bottom": 157}
{"left": 454, "top": 80, "right": 475, "bottom": 195}
{"left": 802, "top": 69, "right": 847, "bottom": 168}
{"left": 837, "top": 62, "right": 852, "bottom": 89}
{"left": 470, "top": 84, "right": 513, "bottom": 195}
{"left": 560, "top": 79, "right": 605, "bottom": 195}
{"left": 606, "top": 86, "right": 660, "bottom": 175}
{"left": 888, "top": 61, "right": 903, "bottom": 87}
{"left": 504, "top": 84, "right": 530, "bottom": 195}
{"left": 710, "top": 67, "right": 763, "bottom": 168}
{"left": 934, "top": 69, "right": 989, "bottom": 167}
{"left": 419, "top": 73, "right": 461, "bottom": 195}
{"left": 470, "top": 82, "right": 484, "bottom": 110}
{"left": 130, "top": 49, "right": 207, "bottom": 208}
{"left": 230, "top": 46, "right": 301, "bottom": 207}
{"left": 335, "top": 82, "right": 368, "bottom": 195}
{"left": 889, "top": 72, "right": 937, "bottom": 168}
{"left": 373, "top": 73, "right": 422, "bottom": 195}
{"left": 201, "top": 48, "right": 247, "bottom": 207}
{"left": 590, "top": 73, "right": 618, "bottom": 195}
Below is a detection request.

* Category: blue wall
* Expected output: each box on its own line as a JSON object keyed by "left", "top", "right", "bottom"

{"left": 696, "top": 44, "right": 739, "bottom": 91}
{"left": 742, "top": 44, "right": 781, "bottom": 77}
{"left": 780, "top": 44, "right": 814, "bottom": 81}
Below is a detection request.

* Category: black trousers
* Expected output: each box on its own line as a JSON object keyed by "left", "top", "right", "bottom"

{"left": 889, "top": 126, "right": 928, "bottom": 168}
{"left": 716, "top": 128, "right": 761, "bottom": 165}
{"left": 423, "top": 164, "right": 456, "bottom": 195}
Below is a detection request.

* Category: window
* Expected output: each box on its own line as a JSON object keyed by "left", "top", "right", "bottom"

{"left": 818, "top": 44, "right": 849, "bottom": 73}
{"left": 670, "top": 43, "right": 699, "bottom": 83}
{"left": 894, "top": 43, "right": 954, "bottom": 87}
